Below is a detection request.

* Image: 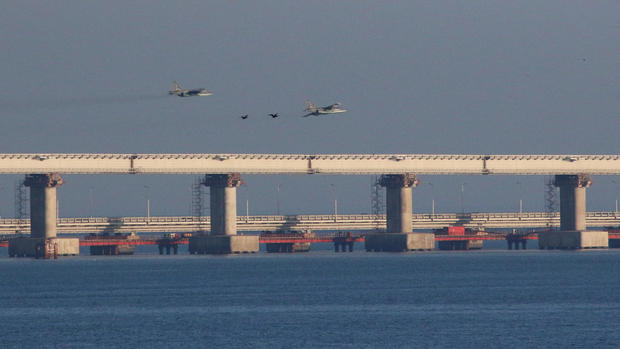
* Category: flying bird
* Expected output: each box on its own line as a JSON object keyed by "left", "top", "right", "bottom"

{"left": 241, "top": 114, "right": 248, "bottom": 119}
{"left": 269, "top": 113, "right": 279, "bottom": 118}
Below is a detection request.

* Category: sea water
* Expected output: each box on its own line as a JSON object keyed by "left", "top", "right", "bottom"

{"left": 0, "top": 247, "right": 619, "bottom": 348}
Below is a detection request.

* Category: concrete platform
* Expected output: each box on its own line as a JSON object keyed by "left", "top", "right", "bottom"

{"left": 8, "top": 237, "right": 79, "bottom": 258}
{"left": 365, "top": 233, "right": 434, "bottom": 252}
{"left": 437, "top": 239, "right": 484, "bottom": 250}
{"left": 188, "top": 235, "right": 259, "bottom": 254}
{"left": 538, "top": 230, "right": 608, "bottom": 250}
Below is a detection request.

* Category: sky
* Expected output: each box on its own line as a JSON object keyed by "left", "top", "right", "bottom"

{"left": 0, "top": 1, "right": 619, "bottom": 218}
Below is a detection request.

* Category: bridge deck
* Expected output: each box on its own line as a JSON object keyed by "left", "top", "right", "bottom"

{"left": 0, "top": 153, "right": 619, "bottom": 175}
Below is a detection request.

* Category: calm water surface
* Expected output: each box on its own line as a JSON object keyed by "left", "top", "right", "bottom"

{"left": 1, "top": 248, "right": 619, "bottom": 348}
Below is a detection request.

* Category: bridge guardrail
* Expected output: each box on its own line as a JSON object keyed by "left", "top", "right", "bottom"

{"left": 1, "top": 211, "right": 618, "bottom": 234}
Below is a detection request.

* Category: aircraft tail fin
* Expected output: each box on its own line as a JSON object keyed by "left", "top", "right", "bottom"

{"left": 305, "top": 100, "right": 316, "bottom": 112}
{"left": 169, "top": 81, "right": 182, "bottom": 94}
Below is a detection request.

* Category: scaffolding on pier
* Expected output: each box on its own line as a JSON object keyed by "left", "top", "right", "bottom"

{"left": 545, "top": 176, "right": 558, "bottom": 230}
{"left": 191, "top": 176, "right": 208, "bottom": 234}
{"left": 370, "top": 175, "right": 385, "bottom": 232}
{"left": 14, "top": 179, "right": 28, "bottom": 234}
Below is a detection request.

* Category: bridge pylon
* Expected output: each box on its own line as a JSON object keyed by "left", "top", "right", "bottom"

{"left": 188, "top": 173, "right": 258, "bottom": 254}
{"left": 9, "top": 173, "right": 79, "bottom": 258}
{"left": 365, "top": 174, "right": 434, "bottom": 252}
{"left": 538, "top": 174, "right": 607, "bottom": 249}
{"left": 24, "top": 173, "right": 64, "bottom": 239}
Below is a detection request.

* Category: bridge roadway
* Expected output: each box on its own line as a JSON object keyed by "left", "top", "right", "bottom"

{"left": 0, "top": 153, "right": 619, "bottom": 175}
{"left": 1, "top": 211, "right": 618, "bottom": 235}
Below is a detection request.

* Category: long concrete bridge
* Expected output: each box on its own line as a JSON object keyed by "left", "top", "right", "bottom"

{"left": 2, "top": 212, "right": 619, "bottom": 235}
{"left": 1, "top": 153, "right": 619, "bottom": 254}
{"left": 1, "top": 153, "right": 619, "bottom": 174}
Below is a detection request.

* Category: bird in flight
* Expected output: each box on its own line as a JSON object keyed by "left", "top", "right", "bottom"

{"left": 241, "top": 114, "right": 248, "bottom": 119}
{"left": 269, "top": 113, "right": 279, "bottom": 118}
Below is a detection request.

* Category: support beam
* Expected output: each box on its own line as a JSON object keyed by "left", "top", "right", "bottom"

{"left": 23, "top": 173, "right": 64, "bottom": 239}
{"left": 538, "top": 174, "right": 606, "bottom": 249}
{"left": 190, "top": 173, "right": 258, "bottom": 254}
{"left": 554, "top": 174, "right": 591, "bottom": 231}
{"left": 203, "top": 173, "right": 243, "bottom": 235}
{"left": 366, "top": 174, "right": 433, "bottom": 252}
{"left": 379, "top": 174, "right": 419, "bottom": 233}
{"left": 10, "top": 173, "right": 78, "bottom": 258}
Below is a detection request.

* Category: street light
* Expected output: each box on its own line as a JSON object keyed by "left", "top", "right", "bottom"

{"left": 460, "top": 182, "right": 467, "bottom": 214}
{"left": 428, "top": 182, "right": 435, "bottom": 216}
{"left": 516, "top": 181, "right": 523, "bottom": 214}
{"left": 144, "top": 185, "right": 150, "bottom": 221}
{"left": 275, "top": 184, "right": 281, "bottom": 215}
{"left": 330, "top": 184, "right": 338, "bottom": 218}
{"left": 612, "top": 180, "right": 618, "bottom": 213}
{"left": 242, "top": 184, "right": 250, "bottom": 221}
{"left": 89, "top": 186, "right": 94, "bottom": 217}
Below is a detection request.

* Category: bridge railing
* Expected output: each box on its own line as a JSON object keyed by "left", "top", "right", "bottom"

{"left": 2, "top": 211, "right": 619, "bottom": 226}
{"left": 1, "top": 211, "right": 618, "bottom": 234}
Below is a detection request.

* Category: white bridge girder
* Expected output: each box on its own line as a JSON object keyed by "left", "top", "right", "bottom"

{"left": 1, "top": 212, "right": 619, "bottom": 235}
{"left": 0, "top": 153, "right": 619, "bottom": 175}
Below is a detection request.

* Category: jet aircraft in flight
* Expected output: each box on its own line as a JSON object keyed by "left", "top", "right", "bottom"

{"left": 168, "top": 81, "right": 213, "bottom": 97}
{"left": 303, "top": 100, "right": 347, "bottom": 117}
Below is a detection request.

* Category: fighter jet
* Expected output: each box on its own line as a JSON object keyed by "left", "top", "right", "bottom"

{"left": 303, "top": 100, "right": 347, "bottom": 117}
{"left": 168, "top": 81, "right": 213, "bottom": 97}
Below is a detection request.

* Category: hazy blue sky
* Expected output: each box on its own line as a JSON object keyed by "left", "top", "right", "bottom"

{"left": 1, "top": 1, "right": 618, "bottom": 218}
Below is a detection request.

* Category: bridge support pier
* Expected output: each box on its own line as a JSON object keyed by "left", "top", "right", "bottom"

{"left": 188, "top": 174, "right": 258, "bottom": 254}
{"left": 538, "top": 174, "right": 607, "bottom": 249}
{"left": 507, "top": 239, "right": 528, "bottom": 250}
{"left": 26, "top": 173, "right": 63, "bottom": 239}
{"left": 206, "top": 173, "right": 242, "bottom": 236}
{"left": 9, "top": 174, "right": 79, "bottom": 258}
{"left": 556, "top": 174, "right": 591, "bottom": 231}
{"left": 365, "top": 174, "right": 434, "bottom": 252}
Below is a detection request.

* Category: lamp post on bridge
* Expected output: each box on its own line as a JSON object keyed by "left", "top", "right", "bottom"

{"left": 275, "top": 183, "right": 281, "bottom": 216}
{"left": 428, "top": 182, "right": 435, "bottom": 217}
{"left": 242, "top": 184, "right": 249, "bottom": 222}
{"left": 516, "top": 181, "right": 524, "bottom": 215}
{"left": 88, "top": 186, "right": 94, "bottom": 218}
{"left": 330, "top": 184, "right": 338, "bottom": 222}
{"left": 144, "top": 185, "right": 150, "bottom": 222}
{"left": 612, "top": 180, "right": 618, "bottom": 214}
{"left": 460, "top": 182, "right": 467, "bottom": 214}
{"left": 0, "top": 184, "right": 4, "bottom": 218}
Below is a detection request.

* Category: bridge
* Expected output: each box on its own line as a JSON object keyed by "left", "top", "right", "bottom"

{"left": 1, "top": 153, "right": 619, "bottom": 174}
{"left": 1, "top": 211, "right": 618, "bottom": 235}
{"left": 1, "top": 153, "right": 619, "bottom": 255}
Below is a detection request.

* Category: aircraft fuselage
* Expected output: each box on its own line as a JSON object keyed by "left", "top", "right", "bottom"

{"left": 307, "top": 108, "right": 347, "bottom": 116}
{"left": 172, "top": 89, "right": 212, "bottom": 97}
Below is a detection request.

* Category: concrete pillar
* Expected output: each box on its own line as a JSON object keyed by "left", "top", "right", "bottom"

{"left": 203, "top": 173, "right": 243, "bottom": 235}
{"left": 23, "top": 173, "right": 64, "bottom": 239}
{"left": 553, "top": 174, "right": 591, "bottom": 231}
{"left": 366, "top": 174, "right": 433, "bottom": 252}
{"left": 379, "top": 174, "right": 419, "bottom": 233}
{"left": 540, "top": 174, "right": 606, "bottom": 250}
{"left": 190, "top": 173, "right": 258, "bottom": 254}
